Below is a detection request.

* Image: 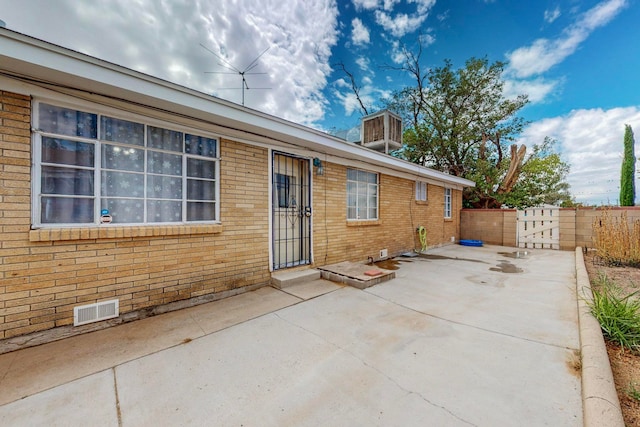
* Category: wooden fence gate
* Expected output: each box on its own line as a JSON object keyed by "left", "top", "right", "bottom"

{"left": 516, "top": 205, "right": 560, "bottom": 249}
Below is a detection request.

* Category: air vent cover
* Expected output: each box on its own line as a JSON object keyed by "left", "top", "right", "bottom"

{"left": 73, "top": 300, "right": 119, "bottom": 326}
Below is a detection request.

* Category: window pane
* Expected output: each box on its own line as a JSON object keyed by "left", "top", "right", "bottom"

{"left": 42, "top": 137, "right": 94, "bottom": 167}
{"left": 187, "top": 158, "right": 215, "bottom": 179}
{"left": 187, "top": 202, "right": 216, "bottom": 221}
{"left": 147, "top": 126, "right": 183, "bottom": 152}
{"left": 369, "top": 207, "right": 377, "bottom": 219}
{"left": 346, "top": 182, "right": 357, "bottom": 206}
{"left": 185, "top": 134, "right": 217, "bottom": 157}
{"left": 367, "top": 172, "right": 377, "bottom": 184}
{"left": 187, "top": 179, "right": 215, "bottom": 200}
{"left": 101, "top": 171, "right": 144, "bottom": 197}
{"left": 347, "top": 168, "right": 357, "bottom": 181}
{"left": 100, "top": 116, "right": 144, "bottom": 146}
{"left": 274, "top": 173, "right": 291, "bottom": 208}
{"left": 147, "top": 175, "right": 182, "bottom": 199}
{"left": 41, "top": 197, "right": 94, "bottom": 223}
{"left": 39, "top": 103, "right": 97, "bottom": 138}
{"left": 347, "top": 206, "right": 357, "bottom": 219}
{"left": 102, "top": 144, "right": 144, "bottom": 172}
{"left": 101, "top": 198, "right": 144, "bottom": 223}
{"left": 147, "top": 200, "right": 182, "bottom": 222}
{"left": 42, "top": 166, "right": 94, "bottom": 196}
{"left": 148, "top": 151, "right": 182, "bottom": 175}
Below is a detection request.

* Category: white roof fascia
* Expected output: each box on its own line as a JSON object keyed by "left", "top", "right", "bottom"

{"left": 0, "top": 28, "right": 474, "bottom": 189}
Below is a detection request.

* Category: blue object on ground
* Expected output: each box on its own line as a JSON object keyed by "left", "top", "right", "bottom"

{"left": 459, "top": 239, "right": 483, "bottom": 247}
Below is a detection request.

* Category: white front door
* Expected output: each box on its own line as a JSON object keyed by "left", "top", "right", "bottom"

{"left": 272, "top": 152, "right": 311, "bottom": 270}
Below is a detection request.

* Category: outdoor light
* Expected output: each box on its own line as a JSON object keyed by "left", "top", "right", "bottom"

{"left": 313, "top": 157, "right": 324, "bottom": 176}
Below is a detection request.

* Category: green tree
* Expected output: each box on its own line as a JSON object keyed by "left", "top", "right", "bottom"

{"left": 384, "top": 51, "right": 571, "bottom": 208}
{"left": 620, "top": 124, "right": 636, "bottom": 206}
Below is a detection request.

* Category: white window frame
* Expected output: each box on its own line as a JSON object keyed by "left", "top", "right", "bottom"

{"left": 32, "top": 99, "right": 221, "bottom": 227}
{"left": 346, "top": 168, "right": 379, "bottom": 221}
{"left": 415, "top": 181, "right": 427, "bottom": 201}
{"left": 444, "top": 188, "right": 452, "bottom": 218}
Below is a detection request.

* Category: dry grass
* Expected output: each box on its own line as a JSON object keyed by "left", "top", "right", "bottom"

{"left": 593, "top": 209, "right": 640, "bottom": 267}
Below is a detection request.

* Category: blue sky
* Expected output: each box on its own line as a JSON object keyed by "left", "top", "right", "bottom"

{"left": 0, "top": 0, "right": 638, "bottom": 205}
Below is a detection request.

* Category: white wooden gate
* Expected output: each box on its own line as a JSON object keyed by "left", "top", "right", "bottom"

{"left": 516, "top": 205, "right": 560, "bottom": 249}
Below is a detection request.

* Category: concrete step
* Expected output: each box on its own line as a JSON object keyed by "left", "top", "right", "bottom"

{"left": 271, "top": 269, "right": 321, "bottom": 289}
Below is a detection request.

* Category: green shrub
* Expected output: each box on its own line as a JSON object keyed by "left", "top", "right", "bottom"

{"left": 588, "top": 273, "right": 640, "bottom": 351}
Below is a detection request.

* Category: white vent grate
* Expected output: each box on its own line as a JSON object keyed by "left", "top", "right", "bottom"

{"left": 74, "top": 300, "right": 119, "bottom": 326}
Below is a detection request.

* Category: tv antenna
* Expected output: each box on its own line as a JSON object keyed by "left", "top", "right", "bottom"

{"left": 201, "top": 43, "right": 271, "bottom": 106}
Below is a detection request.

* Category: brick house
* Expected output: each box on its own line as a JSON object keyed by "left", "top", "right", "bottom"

{"left": 0, "top": 29, "right": 474, "bottom": 342}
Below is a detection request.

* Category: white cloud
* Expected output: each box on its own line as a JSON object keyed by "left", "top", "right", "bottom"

{"left": 544, "top": 7, "right": 561, "bottom": 24}
{"left": 390, "top": 40, "right": 406, "bottom": 64}
{"left": 0, "top": 0, "right": 339, "bottom": 127}
{"left": 507, "top": 0, "right": 627, "bottom": 78}
{"left": 503, "top": 77, "right": 559, "bottom": 103}
{"left": 352, "top": 0, "right": 379, "bottom": 10}
{"left": 353, "top": 0, "right": 435, "bottom": 38}
{"left": 355, "top": 56, "right": 371, "bottom": 71}
{"left": 374, "top": 10, "right": 426, "bottom": 37}
{"left": 351, "top": 17, "right": 370, "bottom": 46}
{"left": 519, "top": 106, "right": 640, "bottom": 205}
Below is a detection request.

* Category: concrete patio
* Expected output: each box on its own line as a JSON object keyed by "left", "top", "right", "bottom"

{"left": 0, "top": 244, "right": 582, "bottom": 426}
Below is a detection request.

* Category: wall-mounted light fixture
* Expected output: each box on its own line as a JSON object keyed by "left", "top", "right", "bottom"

{"left": 313, "top": 157, "right": 324, "bottom": 176}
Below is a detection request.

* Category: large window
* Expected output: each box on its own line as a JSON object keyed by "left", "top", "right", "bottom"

{"left": 444, "top": 188, "right": 452, "bottom": 218}
{"left": 347, "top": 168, "right": 378, "bottom": 220}
{"left": 34, "top": 102, "right": 219, "bottom": 226}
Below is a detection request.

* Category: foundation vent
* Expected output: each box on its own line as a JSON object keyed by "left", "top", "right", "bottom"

{"left": 74, "top": 300, "right": 119, "bottom": 326}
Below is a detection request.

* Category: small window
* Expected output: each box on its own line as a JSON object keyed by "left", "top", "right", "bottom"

{"left": 415, "top": 181, "right": 427, "bottom": 201}
{"left": 444, "top": 188, "right": 452, "bottom": 218}
{"left": 347, "top": 168, "right": 378, "bottom": 220}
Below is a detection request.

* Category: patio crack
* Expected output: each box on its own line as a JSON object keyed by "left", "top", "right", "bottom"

{"left": 273, "top": 313, "right": 477, "bottom": 426}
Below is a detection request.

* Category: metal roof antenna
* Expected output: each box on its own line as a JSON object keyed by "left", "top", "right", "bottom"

{"left": 200, "top": 43, "right": 271, "bottom": 106}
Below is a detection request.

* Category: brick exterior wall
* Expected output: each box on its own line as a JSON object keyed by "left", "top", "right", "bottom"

{"left": 0, "top": 90, "right": 462, "bottom": 340}
{"left": 312, "top": 163, "right": 461, "bottom": 265}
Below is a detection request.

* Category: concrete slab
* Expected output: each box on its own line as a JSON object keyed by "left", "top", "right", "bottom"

{"left": 0, "top": 369, "right": 118, "bottom": 427}
{"left": 115, "top": 312, "right": 467, "bottom": 426}
{"left": 370, "top": 244, "right": 579, "bottom": 349}
{"left": 0, "top": 244, "right": 582, "bottom": 426}
{"left": 0, "top": 286, "right": 298, "bottom": 406}
{"left": 278, "top": 278, "right": 344, "bottom": 300}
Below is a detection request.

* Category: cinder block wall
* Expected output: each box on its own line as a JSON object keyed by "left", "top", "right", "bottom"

{"left": 462, "top": 206, "right": 640, "bottom": 250}
{"left": 559, "top": 208, "right": 576, "bottom": 250}
{"left": 312, "top": 163, "right": 461, "bottom": 265}
{"left": 575, "top": 207, "right": 640, "bottom": 249}
{"left": 460, "top": 209, "right": 516, "bottom": 246}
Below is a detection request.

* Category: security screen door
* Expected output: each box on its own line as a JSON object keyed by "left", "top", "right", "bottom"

{"left": 272, "top": 152, "right": 311, "bottom": 270}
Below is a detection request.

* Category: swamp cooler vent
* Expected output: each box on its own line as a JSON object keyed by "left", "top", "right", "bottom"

{"left": 73, "top": 299, "right": 119, "bottom": 326}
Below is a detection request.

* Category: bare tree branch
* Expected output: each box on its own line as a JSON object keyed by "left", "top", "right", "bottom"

{"left": 333, "top": 61, "right": 369, "bottom": 116}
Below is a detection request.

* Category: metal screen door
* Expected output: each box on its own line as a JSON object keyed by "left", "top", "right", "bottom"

{"left": 272, "top": 152, "right": 311, "bottom": 270}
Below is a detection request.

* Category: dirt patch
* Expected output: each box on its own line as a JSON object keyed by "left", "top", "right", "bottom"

{"left": 584, "top": 251, "right": 640, "bottom": 425}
